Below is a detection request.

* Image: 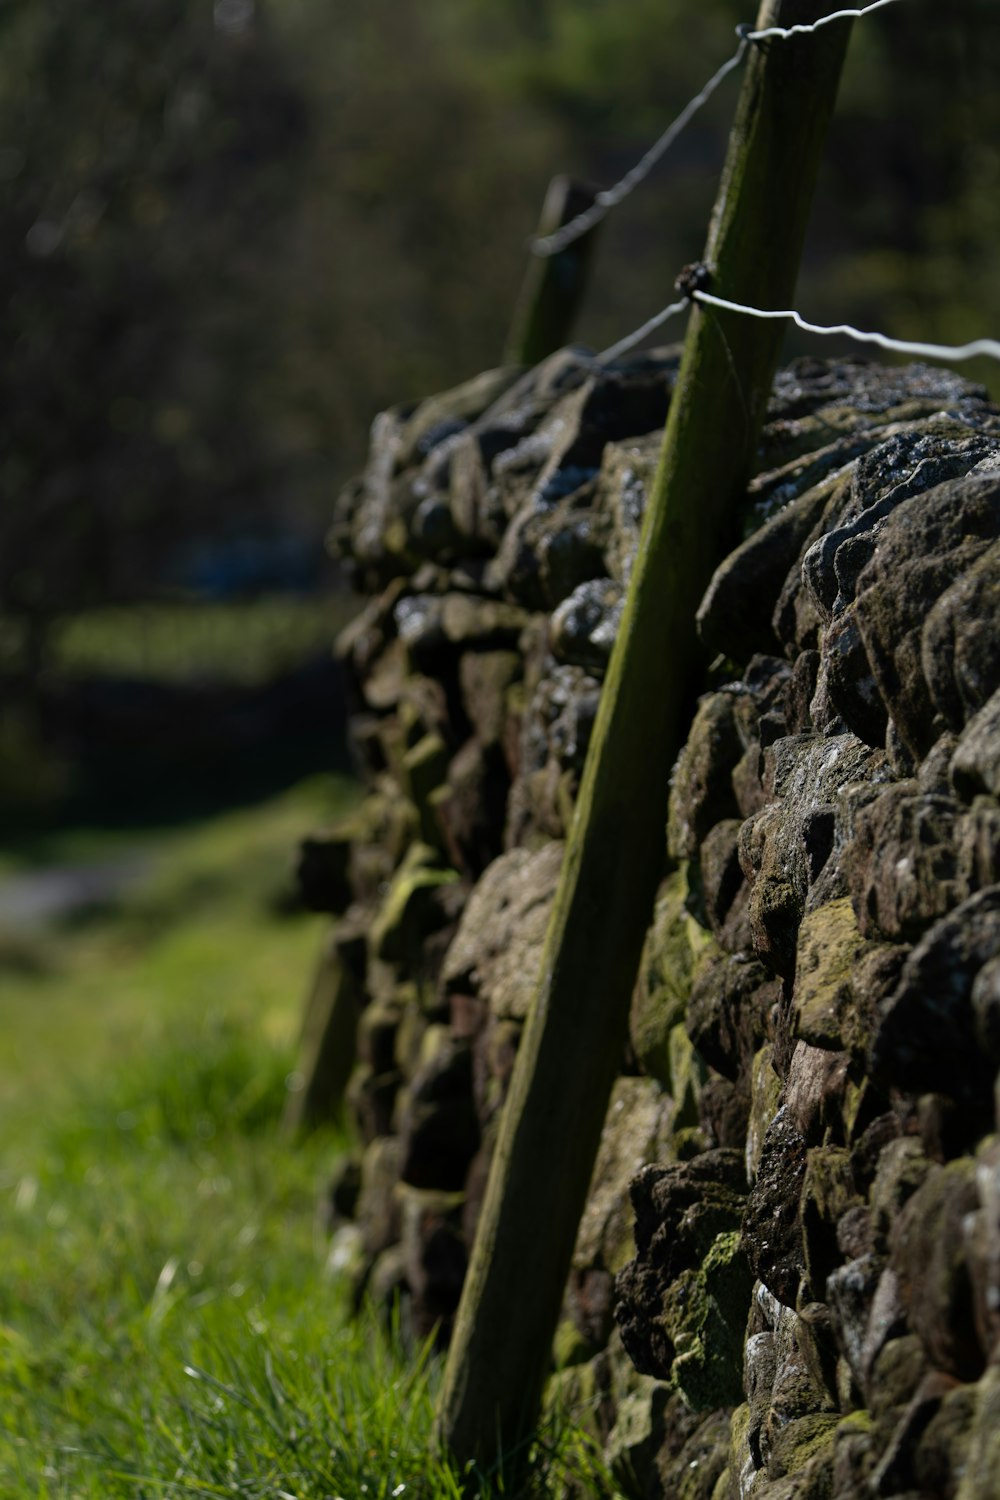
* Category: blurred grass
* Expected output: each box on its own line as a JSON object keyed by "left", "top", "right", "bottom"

{"left": 0, "top": 781, "right": 616, "bottom": 1498}
{"left": 48, "top": 596, "right": 357, "bottom": 687}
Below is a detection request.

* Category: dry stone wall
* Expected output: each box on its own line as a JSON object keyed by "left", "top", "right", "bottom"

{"left": 298, "top": 345, "right": 1000, "bottom": 1498}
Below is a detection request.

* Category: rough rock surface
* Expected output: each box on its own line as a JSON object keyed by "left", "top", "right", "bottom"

{"left": 300, "top": 350, "right": 1000, "bottom": 1496}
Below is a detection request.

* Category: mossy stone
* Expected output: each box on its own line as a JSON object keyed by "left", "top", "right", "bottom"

{"left": 765, "top": 1411, "right": 839, "bottom": 1481}
{"left": 669, "top": 1021, "right": 707, "bottom": 1129}
{"left": 401, "top": 732, "right": 450, "bottom": 846}
{"left": 606, "top": 1381, "right": 673, "bottom": 1498}
{"left": 552, "top": 1317, "right": 592, "bottom": 1371}
{"left": 793, "top": 898, "right": 866, "bottom": 1054}
{"left": 631, "top": 869, "right": 717, "bottom": 1084}
{"left": 368, "top": 842, "right": 460, "bottom": 966}
{"left": 955, "top": 1365, "right": 1000, "bottom": 1500}
{"left": 747, "top": 1044, "right": 782, "bottom": 1182}
{"left": 664, "top": 1230, "right": 755, "bottom": 1411}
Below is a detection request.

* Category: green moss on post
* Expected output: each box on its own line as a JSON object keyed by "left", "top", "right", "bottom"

{"left": 436, "top": 0, "right": 855, "bottom": 1476}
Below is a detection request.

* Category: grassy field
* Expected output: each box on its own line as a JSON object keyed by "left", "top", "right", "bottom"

{"left": 0, "top": 781, "right": 614, "bottom": 1498}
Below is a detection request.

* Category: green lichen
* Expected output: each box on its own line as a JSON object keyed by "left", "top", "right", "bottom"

{"left": 368, "top": 842, "right": 459, "bottom": 965}
{"left": 630, "top": 868, "right": 717, "bottom": 1084}
{"left": 665, "top": 1230, "right": 754, "bottom": 1411}
{"left": 793, "top": 897, "right": 866, "bottom": 1053}
{"left": 766, "top": 1412, "right": 840, "bottom": 1480}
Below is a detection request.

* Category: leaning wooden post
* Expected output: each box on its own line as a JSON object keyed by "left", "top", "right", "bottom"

{"left": 504, "top": 176, "right": 601, "bottom": 366}
{"left": 436, "top": 0, "right": 855, "bottom": 1475}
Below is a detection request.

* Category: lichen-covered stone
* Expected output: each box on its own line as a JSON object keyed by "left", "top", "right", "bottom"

{"left": 616, "top": 1151, "right": 750, "bottom": 1404}
{"left": 792, "top": 898, "right": 868, "bottom": 1054}
{"left": 367, "top": 842, "right": 462, "bottom": 967}
{"left": 439, "top": 839, "right": 563, "bottom": 1022}
{"left": 631, "top": 871, "right": 717, "bottom": 1083}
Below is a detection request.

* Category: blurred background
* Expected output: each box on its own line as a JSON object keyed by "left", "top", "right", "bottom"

{"left": 1, "top": 4, "right": 999, "bottom": 1486}
{"left": 0, "top": 0, "right": 997, "bottom": 829}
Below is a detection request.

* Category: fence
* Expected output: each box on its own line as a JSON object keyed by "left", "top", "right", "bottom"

{"left": 433, "top": 0, "right": 998, "bottom": 1480}
{"left": 531, "top": 0, "right": 1000, "bottom": 371}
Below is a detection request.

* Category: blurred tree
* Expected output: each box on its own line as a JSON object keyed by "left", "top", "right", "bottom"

{"left": 0, "top": 0, "right": 306, "bottom": 678}
{"left": 1, "top": 0, "right": 997, "bottom": 690}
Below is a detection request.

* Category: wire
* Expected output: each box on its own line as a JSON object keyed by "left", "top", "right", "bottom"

{"left": 531, "top": 0, "right": 909, "bottom": 259}
{"left": 747, "top": 0, "right": 905, "bottom": 42}
{"left": 532, "top": 42, "right": 749, "bottom": 258}
{"left": 595, "top": 299, "right": 690, "bottom": 364}
{"left": 692, "top": 289, "right": 1000, "bottom": 363}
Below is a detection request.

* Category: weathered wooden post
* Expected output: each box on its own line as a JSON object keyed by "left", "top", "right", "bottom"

{"left": 436, "top": 0, "right": 856, "bottom": 1476}
{"left": 504, "top": 175, "right": 601, "bottom": 367}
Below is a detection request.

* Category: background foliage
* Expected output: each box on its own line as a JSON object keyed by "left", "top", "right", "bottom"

{"left": 0, "top": 0, "right": 997, "bottom": 651}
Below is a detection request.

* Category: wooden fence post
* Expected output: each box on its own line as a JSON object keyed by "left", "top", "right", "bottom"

{"left": 504, "top": 176, "right": 601, "bottom": 367}
{"left": 435, "top": 0, "right": 855, "bottom": 1477}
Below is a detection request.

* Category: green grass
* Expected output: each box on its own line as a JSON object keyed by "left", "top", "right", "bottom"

{"left": 48, "top": 596, "right": 356, "bottom": 687}
{"left": 0, "top": 783, "right": 615, "bottom": 1499}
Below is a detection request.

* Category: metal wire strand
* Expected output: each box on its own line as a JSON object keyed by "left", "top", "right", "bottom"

{"left": 532, "top": 42, "right": 749, "bottom": 258}
{"left": 747, "top": 0, "right": 905, "bottom": 43}
{"left": 692, "top": 288, "right": 1000, "bottom": 363}
{"left": 531, "top": 0, "right": 909, "bottom": 259}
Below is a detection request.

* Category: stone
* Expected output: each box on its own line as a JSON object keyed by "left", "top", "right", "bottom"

{"left": 800, "top": 1147, "right": 862, "bottom": 1297}
{"left": 439, "top": 840, "right": 563, "bottom": 1022}
{"left": 490, "top": 482, "right": 611, "bottom": 610}
{"left": 549, "top": 576, "right": 624, "bottom": 674}
{"left": 687, "top": 952, "right": 777, "bottom": 1083}
{"left": 913, "top": 1380, "right": 978, "bottom": 1499}
{"left": 598, "top": 434, "right": 662, "bottom": 585}
{"left": 605, "top": 1381, "right": 674, "bottom": 1499}
{"left": 345, "top": 1060, "right": 404, "bottom": 1142}
{"left": 955, "top": 1364, "right": 1000, "bottom": 1500}
{"left": 738, "top": 733, "right": 891, "bottom": 975}
{"left": 657, "top": 1407, "right": 732, "bottom": 1500}
{"left": 922, "top": 537, "right": 1000, "bottom": 733}
{"left": 850, "top": 472, "right": 1000, "bottom": 758}
{"left": 845, "top": 781, "right": 1000, "bottom": 944}
{"left": 367, "top": 842, "right": 462, "bottom": 968}
{"left": 398, "top": 1184, "right": 467, "bottom": 1342}
{"left": 871, "top": 885, "right": 1000, "bottom": 1110}
{"left": 356, "top": 1136, "right": 404, "bottom": 1258}
{"left": 965, "top": 1138, "right": 1000, "bottom": 1362}
{"left": 321, "top": 353, "right": 1000, "bottom": 1492}
{"left": 764, "top": 1412, "right": 839, "bottom": 1485}
{"left": 890, "top": 1156, "right": 983, "bottom": 1381}
{"left": 397, "top": 1037, "right": 479, "bottom": 1191}
{"left": 569, "top": 1078, "right": 672, "bottom": 1349}
{"left": 697, "top": 475, "right": 836, "bottom": 663}
{"left": 792, "top": 898, "right": 868, "bottom": 1054}
{"left": 668, "top": 693, "right": 745, "bottom": 861}
{"left": 740, "top": 1107, "right": 808, "bottom": 1306}
{"left": 433, "top": 737, "right": 509, "bottom": 877}
{"left": 869, "top": 1137, "right": 932, "bottom": 1250}
{"left": 826, "top": 1253, "right": 884, "bottom": 1393}
{"left": 631, "top": 871, "right": 717, "bottom": 1084}
{"left": 615, "top": 1150, "right": 750, "bottom": 1400}
{"left": 458, "top": 649, "right": 522, "bottom": 749}
{"left": 951, "top": 687, "right": 1000, "bottom": 799}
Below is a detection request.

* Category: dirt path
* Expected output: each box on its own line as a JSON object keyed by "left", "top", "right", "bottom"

{"left": 0, "top": 853, "right": 152, "bottom": 927}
